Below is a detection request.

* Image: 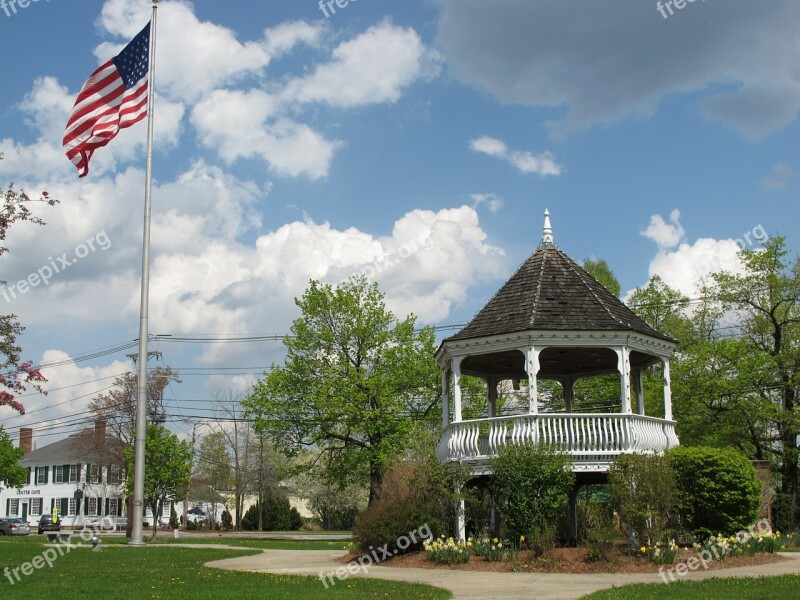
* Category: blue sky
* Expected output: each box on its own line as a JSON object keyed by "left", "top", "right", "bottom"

{"left": 0, "top": 0, "right": 797, "bottom": 446}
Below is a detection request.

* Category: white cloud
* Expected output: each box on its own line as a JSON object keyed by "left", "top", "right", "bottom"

{"left": 6, "top": 353, "right": 132, "bottom": 438}
{"left": 469, "top": 135, "right": 561, "bottom": 176}
{"left": 641, "top": 209, "right": 686, "bottom": 250}
{"left": 283, "top": 20, "right": 441, "bottom": 107}
{"left": 470, "top": 193, "right": 504, "bottom": 213}
{"left": 191, "top": 89, "right": 340, "bottom": 179}
{"left": 437, "top": 0, "right": 800, "bottom": 139}
{"left": 762, "top": 163, "right": 794, "bottom": 190}
{"left": 647, "top": 238, "right": 746, "bottom": 299}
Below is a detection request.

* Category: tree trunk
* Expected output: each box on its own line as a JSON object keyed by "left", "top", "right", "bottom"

{"left": 125, "top": 496, "right": 133, "bottom": 538}
{"left": 368, "top": 467, "right": 383, "bottom": 506}
{"left": 781, "top": 377, "right": 798, "bottom": 502}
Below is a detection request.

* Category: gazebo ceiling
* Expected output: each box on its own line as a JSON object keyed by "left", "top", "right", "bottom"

{"left": 461, "top": 347, "right": 660, "bottom": 379}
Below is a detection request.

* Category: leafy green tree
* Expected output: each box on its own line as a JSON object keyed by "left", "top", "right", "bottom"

{"left": 583, "top": 258, "right": 621, "bottom": 297}
{"left": 124, "top": 424, "right": 191, "bottom": 538}
{"left": 491, "top": 443, "right": 574, "bottom": 553}
{"left": 244, "top": 275, "right": 440, "bottom": 504}
{"left": 194, "top": 431, "right": 232, "bottom": 529}
{"left": 0, "top": 426, "right": 26, "bottom": 487}
{"left": 713, "top": 236, "right": 800, "bottom": 501}
{"left": 1, "top": 155, "right": 57, "bottom": 415}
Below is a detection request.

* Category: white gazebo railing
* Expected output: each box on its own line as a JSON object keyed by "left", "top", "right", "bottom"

{"left": 436, "top": 413, "right": 679, "bottom": 471}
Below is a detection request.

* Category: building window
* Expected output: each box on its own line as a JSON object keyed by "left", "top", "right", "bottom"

{"left": 68, "top": 464, "right": 79, "bottom": 483}
{"left": 31, "top": 498, "right": 42, "bottom": 516}
{"left": 108, "top": 498, "right": 118, "bottom": 516}
{"left": 88, "top": 465, "right": 100, "bottom": 484}
{"left": 87, "top": 497, "right": 98, "bottom": 516}
{"left": 107, "top": 465, "right": 123, "bottom": 485}
{"left": 68, "top": 498, "right": 76, "bottom": 516}
{"left": 9, "top": 499, "right": 19, "bottom": 516}
{"left": 36, "top": 466, "right": 48, "bottom": 485}
{"left": 54, "top": 465, "right": 64, "bottom": 484}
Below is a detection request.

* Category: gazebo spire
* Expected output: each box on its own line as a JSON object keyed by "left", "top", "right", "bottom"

{"left": 541, "top": 208, "right": 554, "bottom": 246}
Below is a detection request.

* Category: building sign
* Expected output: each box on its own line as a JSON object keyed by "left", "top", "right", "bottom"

{"left": 16, "top": 489, "right": 41, "bottom": 495}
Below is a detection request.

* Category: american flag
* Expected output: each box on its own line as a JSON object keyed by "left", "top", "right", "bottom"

{"left": 63, "top": 22, "right": 151, "bottom": 177}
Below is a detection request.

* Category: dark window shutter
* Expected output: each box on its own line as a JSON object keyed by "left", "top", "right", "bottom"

{"left": 27, "top": 468, "right": 32, "bottom": 485}
{"left": 34, "top": 466, "right": 38, "bottom": 483}
{"left": 44, "top": 466, "right": 49, "bottom": 484}
{"left": 104, "top": 498, "right": 109, "bottom": 516}
{"left": 63, "top": 465, "right": 69, "bottom": 483}
{"left": 5, "top": 499, "right": 9, "bottom": 515}
{"left": 60, "top": 498, "right": 68, "bottom": 516}
{"left": 50, "top": 498, "right": 55, "bottom": 510}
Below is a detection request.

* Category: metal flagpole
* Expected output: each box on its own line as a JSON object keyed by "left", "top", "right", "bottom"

{"left": 129, "top": 0, "right": 159, "bottom": 546}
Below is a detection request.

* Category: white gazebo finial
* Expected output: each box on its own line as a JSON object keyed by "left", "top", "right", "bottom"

{"left": 542, "top": 208, "right": 554, "bottom": 246}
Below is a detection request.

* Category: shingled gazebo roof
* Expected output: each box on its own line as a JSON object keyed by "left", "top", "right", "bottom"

{"left": 446, "top": 211, "right": 674, "bottom": 345}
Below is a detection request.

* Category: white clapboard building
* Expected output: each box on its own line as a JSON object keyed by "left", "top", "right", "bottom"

{"left": 0, "top": 421, "right": 126, "bottom": 529}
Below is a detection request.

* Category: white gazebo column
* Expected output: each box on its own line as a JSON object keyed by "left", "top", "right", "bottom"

{"left": 615, "top": 347, "right": 632, "bottom": 414}
{"left": 562, "top": 376, "right": 575, "bottom": 412}
{"left": 441, "top": 369, "right": 450, "bottom": 428}
{"left": 662, "top": 358, "right": 673, "bottom": 421}
{"left": 524, "top": 347, "right": 541, "bottom": 414}
{"left": 456, "top": 495, "right": 466, "bottom": 542}
{"left": 487, "top": 376, "right": 498, "bottom": 418}
{"left": 452, "top": 356, "right": 464, "bottom": 422}
{"left": 633, "top": 368, "right": 645, "bottom": 415}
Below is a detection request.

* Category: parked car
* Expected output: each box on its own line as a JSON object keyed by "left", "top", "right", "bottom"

{"left": 37, "top": 514, "right": 61, "bottom": 534}
{"left": 0, "top": 518, "right": 31, "bottom": 536}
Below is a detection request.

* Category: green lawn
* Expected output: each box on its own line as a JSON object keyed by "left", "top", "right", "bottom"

{"left": 0, "top": 537, "right": 449, "bottom": 599}
{"left": 148, "top": 536, "right": 352, "bottom": 551}
{"left": 581, "top": 574, "right": 800, "bottom": 599}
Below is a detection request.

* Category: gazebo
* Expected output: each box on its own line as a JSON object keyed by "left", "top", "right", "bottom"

{"left": 435, "top": 210, "right": 679, "bottom": 539}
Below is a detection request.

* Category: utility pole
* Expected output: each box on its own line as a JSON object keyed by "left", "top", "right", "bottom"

{"left": 184, "top": 422, "right": 198, "bottom": 530}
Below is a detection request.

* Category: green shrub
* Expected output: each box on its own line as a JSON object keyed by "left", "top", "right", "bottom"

{"left": 771, "top": 493, "right": 795, "bottom": 533}
{"left": 576, "top": 485, "right": 614, "bottom": 543}
{"left": 241, "top": 487, "right": 300, "bottom": 531}
{"left": 352, "top": 460, "right": 456, "bottom": 554}
{"left": 608, "top": 453, "right": 675, "bottom": 547}
{"left": 667, "top": 446, "right": 761, "bottom": 539}
{"left": 586, "top": 526, "right": 619, "bottom": 562}
{"left": 491, "top": 443, "right": 574, "bottom": 553}
{"left": 168, "top": 506, "right": 179, "bottom": 529}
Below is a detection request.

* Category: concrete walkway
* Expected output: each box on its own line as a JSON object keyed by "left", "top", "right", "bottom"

{"left": 207, "top": 548, "right": 800, "bottom": 599}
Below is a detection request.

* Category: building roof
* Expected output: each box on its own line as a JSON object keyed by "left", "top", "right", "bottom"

{"left": 446, "top": 211, "right": 674, "bottom": 344}
{"left": 20, "top": 429, "right": 125, "bottom": 466}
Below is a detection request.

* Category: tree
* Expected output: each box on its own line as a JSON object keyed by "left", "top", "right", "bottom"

{"left": 0, "top": 426, "right": 26, "bottom": 488}
{"left": 713, "top": 236, "right": 800, "bottom": 501}
{"left": 291, "top": 450, "right": 368, "bottom": 530}
{"left": 0, "top": 154, "right": 57, "bottom": 415}
{"left": 207, "top": 388, "right": 253, "bottom": 530}
{"left": 88, "top": 366, "right": 181, "bottom": 452}
{"left": 583, "top": 258, "right": 621, "bottom": 297}
{"left": 194, "top": 431, "right": 232, "bottom": 529}
{"left": 245, "top": 275, "right": 440, "bottom": 504}
{"left": 124, "top": 423, "right": 191, "bottom": 538}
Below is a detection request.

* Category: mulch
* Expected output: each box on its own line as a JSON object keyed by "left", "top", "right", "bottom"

{"left": 340, "top": 546, "right": 789, "bottom": 574}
